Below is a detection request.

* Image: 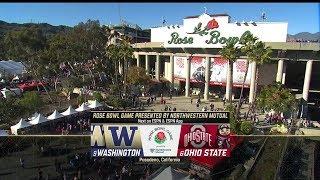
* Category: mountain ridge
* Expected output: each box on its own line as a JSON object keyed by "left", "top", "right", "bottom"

{"left": 0, "top": 20, "right": 319, "bottom": 41}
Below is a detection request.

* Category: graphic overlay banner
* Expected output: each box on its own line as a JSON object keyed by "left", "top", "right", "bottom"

{"left": 91, "top": 111, "right": 231, "bottom": 159}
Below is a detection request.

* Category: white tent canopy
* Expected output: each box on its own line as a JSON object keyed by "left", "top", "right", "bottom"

{"left": 88, "top": 100, "right": 103, "bottom": 109}
{"left": 47, "top": 110, "right": 64, "bottom": 120}
{"left": 1, "top": 88, "right": 10, "bottom": 98}
{"left": 29, "top": 112, "right": 40, "bottom": 121}
{"left": 61, "top": 106, "right": 77, "bottom": 116}
{"left": 11, "top": 119, "right": 31, "bottom": 135}
{"left": 0, "top": 129, "right": 9, "bottom": 136}
{"left": 76, "top": 103, "right": 91, "bottom": 112}
{"left": 12, "top": 75, "right": 19, "bottom": 81}
{"left": 1, "top": 88, "right": 21, "bottom": 98}
{"left": 29, "top": 114, "right": 49, "bottom": 125}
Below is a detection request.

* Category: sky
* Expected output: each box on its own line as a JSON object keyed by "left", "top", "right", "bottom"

{"left": 0, "top": 3, "right": 319, "bottom": 34}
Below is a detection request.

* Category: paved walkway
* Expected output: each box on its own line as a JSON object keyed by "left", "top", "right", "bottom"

{"left": 140, "top": 96, "right": 251, "bottom": 112}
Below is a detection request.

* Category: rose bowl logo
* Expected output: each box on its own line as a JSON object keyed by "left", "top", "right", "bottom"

{"left": 148, "top": 127, "right": 173, "bottom": 145}
{"left": 141, "top": 125, "right": 181, "bottom": 157}
{"left": 154, "top": 131, "right": 167, "bottom": 144}
{"left": 206, "top": 18, "right": 219, "bottom": 29}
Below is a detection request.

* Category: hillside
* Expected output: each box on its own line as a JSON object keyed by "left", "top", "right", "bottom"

{"left": 0, "top": 20, "right": 72, "bottom": 37}
{"left": 287, "top": 32, "right": 320, "bottom": 42}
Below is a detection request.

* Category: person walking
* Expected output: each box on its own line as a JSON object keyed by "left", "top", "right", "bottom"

{"left": 190, "top": 98, "right": 193, "bottom": 104}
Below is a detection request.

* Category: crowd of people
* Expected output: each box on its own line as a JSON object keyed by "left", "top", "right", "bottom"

{"left": 53, "top": 117, "right": 91, "bottom": 135}
{"left": 263, "top": 113, "right": 292, "bottom": 127}
{"left": 51, "top": 153, "right": 158, "bottom": 180}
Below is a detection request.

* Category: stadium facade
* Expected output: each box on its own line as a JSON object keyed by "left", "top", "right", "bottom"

{"left": 132, "top": 13, "right": 320, "bottom": 103}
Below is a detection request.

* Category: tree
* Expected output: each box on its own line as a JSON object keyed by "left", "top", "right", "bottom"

{"left": 257, "top": 82, "right": 296, "bottom": 115}
{"left": 225, "top": 104, "right": 240, "bottom": 134}
{"left": 3, "top": 26, "right": 53, "bottom": 101}
{"left": 236, "top": 32, "right": 258, "bottom": 119}
{"left": 105, "top": 33, "right": 134, "bottom": 96}
{"left": 17, "top": 91, "right": 43, "bottom": 117}
{"left": 219, "top": 41, "right": 240, "bottom": 105}
{"left": 0, "top": 99, "right": 23, "bottom": 125}
{"left": 127, "top": 66, "right": 151, "bottom": 86}
{"left": 93, "top": 92, "right": 103, "bottom": 102}
{"left": 248, "top": 41, "right": 273, "bottom": 116}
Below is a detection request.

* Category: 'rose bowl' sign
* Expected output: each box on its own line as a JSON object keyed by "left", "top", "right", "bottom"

{"left": 151, "top": 13, "right": 288, "bottom": 48}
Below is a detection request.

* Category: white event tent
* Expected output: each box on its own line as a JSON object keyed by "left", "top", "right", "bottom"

{"left": 47, "top": 110, "right": 64, "bottom": 120}
{"left": 29, "top": 112, "right": 40, "bottom": 121}
{"left": 61, "top": 106, "right": 77, "bottom": 116}
{"left": 1, "top": 88, "right": 12, "bottom": 98}
{"left": 29, "top": 114, "right": 49, "bottom": 125}
{"left": 11, "top": 119, "right": 31, "bottom": 135}
{"left": 75, "top": 103, "right": 91, "bottom": 112}
{"left": 88, "top": 100, "right": 103, "bottom": 109}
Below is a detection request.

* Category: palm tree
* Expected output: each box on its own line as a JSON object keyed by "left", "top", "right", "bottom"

{"left": 118, "top": 35, "right": 134, "bottom": 95}
{"left": 219, "top": 41, "right": 240, "bottom": 106}
{"left": 247, "top": 41, "right": 273, "bottom": 117}
{"left": 236, "top": 33, "right": 258, "bottom": 119}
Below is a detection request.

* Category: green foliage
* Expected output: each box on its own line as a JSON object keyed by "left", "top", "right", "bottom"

{"left": 61, "top": 76, "right": 83, "bottom": 92}
{"left": 240, "top": 121, "right": 253, "bottom": 135}
{"left": 17, "top": 91, "right": 43, "bottom": 116}
{"left": 109, "top": 84, "right": 122, "bottom": 96}
{"left": 0, "top": 99, "right": 23, "bottom": 124}
{"left": 93, "top": 92, "right": 103, "bottom": 102}
{"left": 127, "top": 66, "right": 151, "bottom": 85}
{"left": 105, "top": 95, "right": 125, "bottom": 109}
{"left": 225, "top": 104, "right": 240, "bottom": 134}
{"left": 257, "top": 82, "right": 296, "bottom": 114}
{"left": 77, "top": 95, "right": 85, "bottom": 104}
{"left": 219, "top": 41, "right": 241, "bottom": 64}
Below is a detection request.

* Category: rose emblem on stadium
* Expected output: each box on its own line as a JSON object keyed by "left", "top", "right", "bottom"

{"left": 206, "top": 18, "right": 219, "bottom": 29}
{"left": 154, "top": 131, "right": 166, "bottom": 144}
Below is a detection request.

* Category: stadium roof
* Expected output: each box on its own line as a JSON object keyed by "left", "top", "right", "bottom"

{"left": 185, "top": 13, "right": 230, "bottom": 19}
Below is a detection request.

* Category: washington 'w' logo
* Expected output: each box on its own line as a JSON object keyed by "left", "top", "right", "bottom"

{"left": 91, "top": 125, "right": 142, "bottom": 148}
{"left": 108, "top": 126, "right": 138, "bottom": 146}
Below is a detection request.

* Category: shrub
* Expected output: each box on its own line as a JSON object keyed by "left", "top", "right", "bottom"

{"left": 106, "top": 95, "right": 124, "bottom": 109}
{"left": 77, "top": 95, "right": 85, "bottom": 104}
{"left": 225, "top": 104, "right": 241, "bottom": 134}
{"left": 18, "top": 91, "right": 43, "bottom": 116}
{"left": 93, "top": 92, "right": 103, "bottom": 102}
{"left": 240, "top": 121, "right": 253, "bottom": 135}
